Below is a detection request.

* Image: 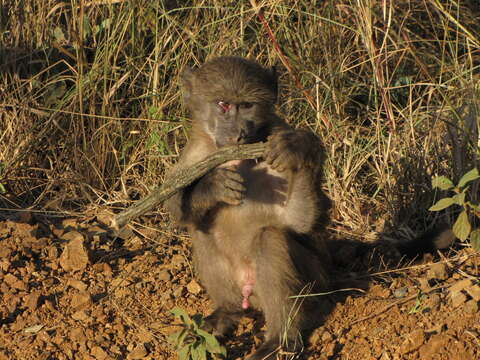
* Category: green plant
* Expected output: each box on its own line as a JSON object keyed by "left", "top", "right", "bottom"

{"left": 407, "top": 292, "right": 425, "bottom": 314}
{"left": 429, "top": 168, "right": 480, "bottom": 250}
{"left": 168, "top": 308, "right": 226, "bottom": 360}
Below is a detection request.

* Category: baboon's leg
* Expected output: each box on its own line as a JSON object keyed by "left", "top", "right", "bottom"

{"left": 250, "top": 227, "right": 305, "bottom": 359}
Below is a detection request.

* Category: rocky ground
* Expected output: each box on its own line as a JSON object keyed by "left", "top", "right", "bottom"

{"left": 0, "top": 211, "right": 479, "bottom": 360}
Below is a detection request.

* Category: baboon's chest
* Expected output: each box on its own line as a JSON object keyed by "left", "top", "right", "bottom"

{"left": 228, "top": 159, "right": 289, "bottom": 205}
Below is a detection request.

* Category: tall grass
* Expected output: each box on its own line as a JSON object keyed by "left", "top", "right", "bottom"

{"left": 0, "top": 0, "right": 479, "bottom": 238}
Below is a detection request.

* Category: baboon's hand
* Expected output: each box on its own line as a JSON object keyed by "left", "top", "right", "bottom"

{"left": 198, "top": 167, "right": 246, "bottom": 206}
{"left": 265, "top": 130, "right": 321, "bottom": 172}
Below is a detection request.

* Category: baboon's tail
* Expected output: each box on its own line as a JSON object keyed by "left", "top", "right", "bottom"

{"left": 385, "top": 225, "right": 456, "bottom": 259}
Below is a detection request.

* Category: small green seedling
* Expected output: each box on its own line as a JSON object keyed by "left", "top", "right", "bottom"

{"left": 429, "top": 168, "right": 480, "bottom": 250}
{"left": 407, "top": 292, "right": 425, "bottom": 314}
{"left": 168, "top": 307, "right": 226, "bottom": 360}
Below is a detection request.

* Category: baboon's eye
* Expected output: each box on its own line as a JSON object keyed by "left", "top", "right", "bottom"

{"left": 239, "top": 102, "right": 253, "bottom": 109}
{"left": 217, "top": 101, "right": 231, "bottom": 113}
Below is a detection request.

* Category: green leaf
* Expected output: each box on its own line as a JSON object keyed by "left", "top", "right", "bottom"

{"left": 429, "top": 197, "right": 455, "bottom": 211}
{"left": 178, "top": 345, "right": 191, "bottom": 360}
{"left": 192, "top": 314, "right": 204, "bottom": 330}
{"left": 191, "top": 344, "right": 207, "bottom": 360}
{"left": 171, "top": 307, "right": 192, "bottom": 326}
{"left": 198, "top": 329, "right": 226, "bottom": 356}
{"left": 457, "top": 168, "right": 480, "bottom": 188}
{"left": 470, "top": 229, "right": 480, "bottom": 251}
{"left": 53, "top": 27, "right": 65, "bottom": 42}
{"left": 0, "top": 183, "right": 6, "bottom": 194}
{"left": 432, "top": 176, "right": 454, "bottom": 190}
{"left": 100, "top": 18, "right": 112, "bottom": 31}
{"left": 452, "top": 211, "right": 471, "bottom": 241}
{"left": 452, "top": 191, "right": 466, "bottom": 206}
{"left": 169, "top": 328, "right": 189, "bottom": 348}
{"left": 168, "top": 330, "right": 181, "bottom": 346}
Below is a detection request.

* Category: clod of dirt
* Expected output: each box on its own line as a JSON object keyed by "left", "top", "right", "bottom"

{"left": 400, "top": 329, "right": 425, "bottom": 354}
{"left": 418, "top": 334, "right": 449, "bottom": 359}
{"left": 464, "top": 299, "right": 479, "bottom": 313}
{"left": 158, "top": 269, "right": 171, "bottom": 282}
{"left": 393, "top": 286, "right": 408, "bottom": 298}
{"left": 449, "top": 279, "right": 473, "bottom": 294}
{"left": 90, "top": 345, "right": 109, "bottom": 360}
{"left": 59, "top": 231, "right": 89, "bottom": 272}
{"left": 173, "top": 286, "right": 186, "bottom": 298}
{"left": 187, "top": 279, "right": 202, "bottom": 294}
{"left": 23, "top": 290, "right": 41, "bottom": 311}
{"left": 71, "top": 310, "right": 91, "bottom": 321}
{"left": 67, "top": 278, "right": 88, "bottom": 291}
{"left": 450, "top": 292, "right": 468, "bottom": 307}
{"left": 427, "top": 262, "right": 449, "bottom": 280}
{"left": 70, "top": 291, "right": 92, "bottom": 311}
{"left": 465, "top": 284, "right": 480, "bottom": 301}
{"left": 127, "top": 344, "right": 148, "bottom": 359}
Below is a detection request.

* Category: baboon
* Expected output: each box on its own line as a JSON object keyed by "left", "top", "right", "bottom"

{"left": 165, "top": 56, "right": 330, "bottom": 359}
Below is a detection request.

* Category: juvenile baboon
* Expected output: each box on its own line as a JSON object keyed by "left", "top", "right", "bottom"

{"left": 165, "top": 56, "right": 330, "bottom": 359}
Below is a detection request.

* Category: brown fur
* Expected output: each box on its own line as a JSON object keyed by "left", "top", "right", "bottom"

{"left": 165, "top": 56, "right": 330, "bottom": 359}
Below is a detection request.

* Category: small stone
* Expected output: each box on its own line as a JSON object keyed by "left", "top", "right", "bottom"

{"left": 426, "top": 293, "right": 441, "bottom": 311}
{"left": 465, "top": 284, "right": 480, "bottom": 301}
{"left": 67, "top": 279, "right": 88, "bottom": 291}
{"left": 464, "top": 299, "right": 479, "bottom": 314}
{"left": 394, "top": 287, "right": 408, "bottom": 298}
{"left": 400, "top": 329, "right": 425, "bottom": 354}
{"left": 449, "top": 279, "right": 473, "bottom": 295}
{"left": 323, "top": 341, "right": 336, "bottom": 357}
{"left": 127, "top": 344, "right": 148, "bottom": 359}
{"left": 451, "top": 292, "right": 468, "bottom": 307}
{"left": 23, "top": 291, "right": 41, "bottom": 311}
{"left": 47, "top": 246, "right": 58, "bottom": 260}
{"left": 157, "top": 270, "right": 171, "bottom": 282}
{"left": 91, "top": 345, "right": 109, "bottom": 360}
{"left": 11, "top": 279, "right": 27, "bottom": 291}
{"left": 4, "top": 273, "right": 19, "bottom": 287}
{"left": 71, "top": 310, "right": 90, "bottom": 321}
{"left": 171, "top": 254, "right": 185, "bottom": 268}
{"left": 187, "top": 280, "right": 202, "bottom": 294}
{"left": 427, "top": 262, "right": 448, "bottom": 280}
{"left": 418, "top": 278, "right": 430, "bottom": 291}
{"left": 61, "top": 218, "right": 79, "bottom": 230}
{"left": 71, "top": 291, "right": 92, "bottom": 311}
{"left": 71, "top": 327, "right": 87, "bottom": 343}
{"left": 419, "top": 334, "right": 448, "bottom": 359}
{"left": 96, "top": 212, "right": 113, "bottom": 226}
{"left": 321, "top": 331, "right": 333, "bottom": 342}
{"left": 59, "top": 232, "right": 89, "bottom": 272}
{"left": 173, "top": 286, "right": 185, "bottom": 298}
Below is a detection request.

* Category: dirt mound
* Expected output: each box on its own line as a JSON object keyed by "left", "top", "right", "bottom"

{"left": 0, "top": 213, "right": 478, "bottom": 359}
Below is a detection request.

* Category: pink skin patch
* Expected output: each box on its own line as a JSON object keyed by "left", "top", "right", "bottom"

{"left": 241, "top": 283, "right": 253, "bottom": 309}
{"left": 218, "top": 101, "right": 233, "bottom": 113}
{"left": 240, "top": 265, "right": 255, "bottom": 309}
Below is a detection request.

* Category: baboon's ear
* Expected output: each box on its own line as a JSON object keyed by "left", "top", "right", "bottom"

{"left": 270, "top": 66, "right": 278, "bottom": 102}
{"left": 180, "top": 66, "right": 196, "bottom": 101}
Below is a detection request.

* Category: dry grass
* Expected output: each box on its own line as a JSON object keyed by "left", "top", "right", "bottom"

{"left": 0, "top": 0, "right": 479, "bottom": 238}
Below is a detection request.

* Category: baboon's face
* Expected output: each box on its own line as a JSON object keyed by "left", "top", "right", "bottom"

{"left": 181, "top": 56, "right": 278, "bottom": 147}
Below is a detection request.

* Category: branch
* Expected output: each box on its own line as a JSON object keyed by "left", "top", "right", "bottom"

{"left": 111, "top": 142, "right": 266, "bottom": 230}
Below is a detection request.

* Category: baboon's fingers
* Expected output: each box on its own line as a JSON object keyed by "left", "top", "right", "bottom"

{"left": 220, "top": 189, "right": 244, "bottom": 205}
{"left": 224, "top": 180, "right": 246, "bottom": 193}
